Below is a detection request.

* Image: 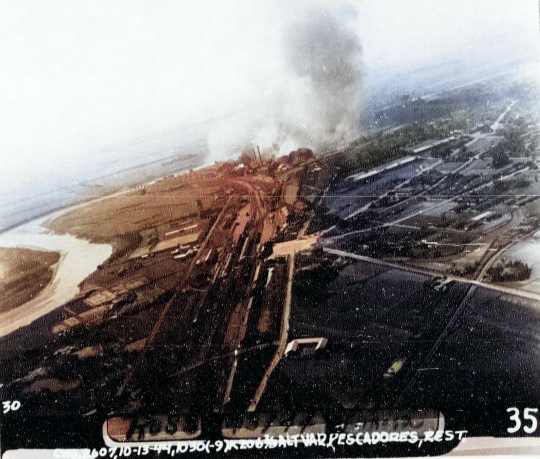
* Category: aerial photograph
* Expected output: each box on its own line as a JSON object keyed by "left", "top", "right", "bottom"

{"left": 1, "top": 1, "right": 540, "bottom": 457}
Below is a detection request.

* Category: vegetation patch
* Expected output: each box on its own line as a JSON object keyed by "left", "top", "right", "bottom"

{"left": 487, "top": 259, "right": 532, "bottom": 282}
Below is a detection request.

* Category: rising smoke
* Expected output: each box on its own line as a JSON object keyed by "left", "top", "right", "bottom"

{"left": 206, "top": 5, "right": 363, "bottom": 161}
{"left": 282, "top": 9, "right": 363, "bottom": 149}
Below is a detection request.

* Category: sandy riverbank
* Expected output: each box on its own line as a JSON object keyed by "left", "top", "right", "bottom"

{"left": 0, "top": 162, "right": 218, "bottom": 339}
{"left": 45, "top": 164, "right": 220, "bottom": 243}
{"left": 0, "top": 228, "right": 112, "bottom": 338}
{"left": 0, "top": 247, "right": 61, "bottom": 314}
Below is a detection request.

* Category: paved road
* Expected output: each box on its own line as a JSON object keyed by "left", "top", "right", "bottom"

{"left": 323, "top": 248, "right": 540, "bottom": 303}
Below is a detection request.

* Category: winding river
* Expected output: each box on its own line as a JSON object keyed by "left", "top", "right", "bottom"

{"left": 0, "top": 215, "right": 112, "bottom": 338}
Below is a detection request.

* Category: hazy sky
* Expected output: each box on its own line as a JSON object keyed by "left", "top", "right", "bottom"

{"left": 1, "top": 0, "right": 538, "bottom": 194}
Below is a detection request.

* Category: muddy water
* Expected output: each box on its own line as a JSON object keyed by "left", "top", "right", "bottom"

{"left": 0, "top": 218, "right": 112, "bottom": 337}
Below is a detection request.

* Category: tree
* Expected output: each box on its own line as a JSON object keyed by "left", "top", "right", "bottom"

{"left": 492, "top": 150, "right": 510, "bottom": 169}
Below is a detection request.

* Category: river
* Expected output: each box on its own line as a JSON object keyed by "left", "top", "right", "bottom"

{"left": 0, "top": 215, "right": 112, "bottom": 338}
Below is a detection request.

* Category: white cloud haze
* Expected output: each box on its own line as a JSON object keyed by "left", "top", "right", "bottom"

{"left": 0, "top": 0, "right": 538, "bottom": 194}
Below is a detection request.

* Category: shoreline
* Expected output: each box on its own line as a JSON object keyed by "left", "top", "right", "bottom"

{"left": 0, "top": 159, "right": 215, "bottom": 237}
{"left": 0, "top": 230, "right": 112, "bottom": 339}
{"left": 0, "top": 196, "right": 99, "bottom": 236}
{"left": 0, "top": 246, "right": 61, "bottom": 315}
{"left": 0, "top": 159, "right": 217, "bottom": 339}
{"left": 0, "top": 251, "right": 66, "bottom": 338}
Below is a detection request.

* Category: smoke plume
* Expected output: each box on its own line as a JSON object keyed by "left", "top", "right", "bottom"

{"left": 283, "top": 10, "right": 363, "bottom": 148}
{"left": 206, "top": 5, "right": 363, "bottom": 161}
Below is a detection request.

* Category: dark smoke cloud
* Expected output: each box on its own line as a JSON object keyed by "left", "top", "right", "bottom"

{"left": 206, "top": 5, "right": 363, "bottom": 160}
{"left": 284, "top": 10, "right": 363, "bottom": 146}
